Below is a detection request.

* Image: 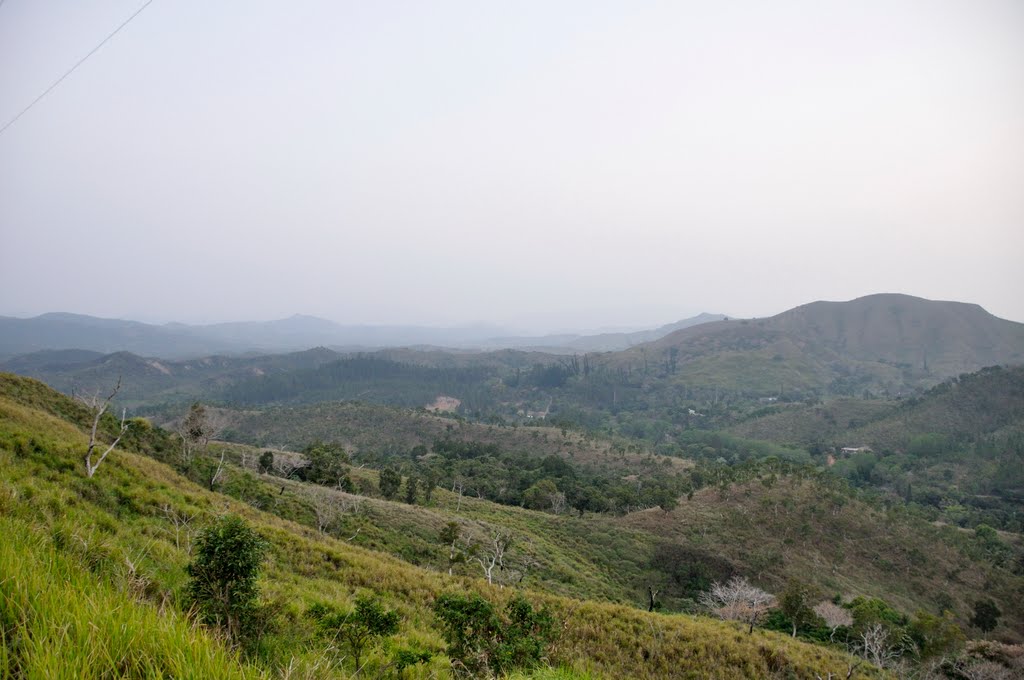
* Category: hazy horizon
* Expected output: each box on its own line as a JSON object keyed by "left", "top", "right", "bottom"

{"left": 2, "top": 1, "right": 1022, "bottom": 330}
{"left": 5, "top": 292, "right": 1024, "bottom": 337}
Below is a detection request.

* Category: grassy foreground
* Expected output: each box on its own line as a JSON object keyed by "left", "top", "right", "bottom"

{"left": 0, "top": 375, "right": 883, "bottom": 678}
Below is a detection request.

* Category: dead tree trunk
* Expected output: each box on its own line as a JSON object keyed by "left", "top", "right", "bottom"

{"left": 76, "top": 377, "right": 129, "bottom": 478}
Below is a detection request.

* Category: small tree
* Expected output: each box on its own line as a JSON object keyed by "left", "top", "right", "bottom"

{"left": 179, "top": 402, "right": 210, "bottom": 467}
{"left": 75, "top": 377, "right": 130, "bottom": 478}
{"left": 404, "top": 476, "right": 419, "bottom": 504}
{"left": 699, "top": 576, "right": 775, "bottom": 634}
{"left": 379, "top": 467, "right": 401, "bottom": 499}
{"left": 422, "top": 470, "right": 438, "bottom": 503}
{"left": 971, "top": 599, "right": 1001, "bottom": 635}
{"left": 779, "top": 578, "right": 819, "bottom": 638}
{"left": 440, "top": 521, "right": 468, "bottom": 576}
{"left": 523, "top": 479, "right": 558, "bottom": 510}
{"left": 187, "top": 515, "right": 268, "bottom": 644}
{"left": 909, "top": 610, "right": 964, "bottom": 659}
{"left": 302, "top": 441, "right": 351, "bottom": 488}
{"left": 309, "top": 596, "right": 400, "bottom": 671}
{"left": 258, "top": 450, "right": 274, "bottom": 473}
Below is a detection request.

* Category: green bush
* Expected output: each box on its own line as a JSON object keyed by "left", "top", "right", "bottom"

{"left": 434, "top": 593, "right": 555, "bottom": 677}
{"left": 308, "top": 596, "right": 400, "bottom": 670}
{"left": 186, "top": 515, "right": 269, "bottom": 645}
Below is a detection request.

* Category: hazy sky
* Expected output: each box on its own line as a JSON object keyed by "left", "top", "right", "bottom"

{"left": 1, "top": 0, "right": 1022, "bottom": 331}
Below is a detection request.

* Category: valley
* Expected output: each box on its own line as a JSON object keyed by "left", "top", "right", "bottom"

{"left": 2, "top": 294, "right": 1023, "bottom": 679}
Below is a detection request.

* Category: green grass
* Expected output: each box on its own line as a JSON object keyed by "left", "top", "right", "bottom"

{"left": 0, "top": 514, "right": 267, "bottom": 679}
{"left": 0, "top": 374, "right": 888, "bottom": 679}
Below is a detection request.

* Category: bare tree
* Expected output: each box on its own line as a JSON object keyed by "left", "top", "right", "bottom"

{"left": 204, "top": 415, "right": 233, "bottom": 491}
{"left": 310, "top": 488, "right": 361, "bottom": 535}
{"left": 312, "top": 490, "right": 340, "bottom": 534}
{"left": 272, "top": 454, "right": 303, "bottom": 480}
{"left": 856, "top": 623, "right": 907, "bottom": 669}
{"left": 699, "top": 576, "right": 775, "bottom": 634}
{"left": 475, "top": 530, "right": 512, "bottom": 586}
{"left": 440, "top": 521, "right": 465, "bottom": 576}
{"left": 178, "top": 402, "right": 209, "bottom": 468}
{"left": 648, "top": 585, "right": 660, "bottom": 612}
{"left": 814, "top": 601, "right": 853, "bottom": 642}
{"left": 176, "top": 403, "right": 234, "bottom": 490}
{"left": 75, "top": 377, "right": 130, "bottom": 478}
{"left": 161, "top": 504, "right": 199, "bottom": 554}
{"left": 208, "top": 446, "right": 229, "bottom": 491}
{"left": 549, "top": 491, "right": 567, "bottom": 515}
{"left": 452, "top": 478, "right": 465, "bottom": 512}
{"left": 953, "top": 660, "right": 1015, "bottom": 680}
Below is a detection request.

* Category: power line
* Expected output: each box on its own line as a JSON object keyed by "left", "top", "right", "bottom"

{"left": 0, "top": 0, "right": 156, "bottom": 137}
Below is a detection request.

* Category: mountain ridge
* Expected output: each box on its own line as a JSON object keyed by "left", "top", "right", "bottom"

{"left": 611, "top": 293, "right": 1024, "bottom": 395}
{"left": 0, "top": 311, "right": 725, "bottom": 359}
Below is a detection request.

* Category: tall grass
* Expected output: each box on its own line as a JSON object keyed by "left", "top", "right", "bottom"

{"left": 0, "top": 516, "right": 266, "bottom": 679}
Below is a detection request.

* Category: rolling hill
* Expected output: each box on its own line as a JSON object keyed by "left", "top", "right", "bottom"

{"left": 0, "top": 373, "right": 899, "bottom": 678}
{"left": 602, "top": 294, "right": 1024, "bottom": 396}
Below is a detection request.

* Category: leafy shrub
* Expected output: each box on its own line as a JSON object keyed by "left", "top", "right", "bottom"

{"left": 186, "top": 515, "right": 268, "bottom": 645}
{"left": 433, "top": 593, "right": 555, "bottom": 677}
{"left": 307, "top": 596, "right": 400, "bottom": 670}
{"left": 391, "top": 646, "right": 433, "bottom": 676}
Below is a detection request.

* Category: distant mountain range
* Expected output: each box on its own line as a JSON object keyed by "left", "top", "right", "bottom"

{"left": 475, "top": 313, "right": 728, "bottom": 352}
{"left": 3, "top": 294, "right": 1022, "bottom": 404}
{"left": 0, "top": 311, "right": 726, "bottom": 359}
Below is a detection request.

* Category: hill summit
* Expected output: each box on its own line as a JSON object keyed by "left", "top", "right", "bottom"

{"left": 624, "top": 293, "right": 1024, "bottom": 395}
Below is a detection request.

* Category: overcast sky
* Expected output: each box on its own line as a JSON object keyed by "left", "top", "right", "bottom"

{"left": 1, "top": 0, "right": 1022, "bottom": 332}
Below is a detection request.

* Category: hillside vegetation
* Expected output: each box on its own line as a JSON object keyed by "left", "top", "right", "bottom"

{"left": 601, "top": 294, "right": 1024, "bottom": 398}
{"left": 0, "top": 373, "right": 887, "bottom": 679}
{"left": 727, "top": 366, "right": 1024, "bottom": 531}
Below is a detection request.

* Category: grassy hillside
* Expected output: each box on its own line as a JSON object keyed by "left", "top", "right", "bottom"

{"left": 728, "top": 398, "right": 895, "bottom": 447}
{"left": 203, "top": 400, "right": 685, "bottom": 473}
{"left": 603, "top": 293, "right": 1024, "bottom": 398}
{"left": 29, "top": 375, "right": 1016, "bottom": 639}
{"left": 733, "top": 366, "right": 1024, "bottom": 452}
{"left": 766, "top": 294, "right": 1024, "bottom": 377}
{"left": 0, "top": 515, "right": 267, "bottom": 679}
{"left": 618, "top": 474, "right": 1023, "bottom": 631}
{"left": 25, "top": 365, "right": 1015, "bottom": 637}
{"left": 0, "top": 373, "right": 886, "bottom": 679}
{"left": 843, "top": 366, "right": 1024, "bottom": 449}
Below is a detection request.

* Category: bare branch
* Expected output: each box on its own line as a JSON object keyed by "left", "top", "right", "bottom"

{"left": 855, "top": 623, "right": 912, "bottom": 669}
{"left": 814, "top": 601, "right": 853, "bottom": 642}
{"left": 79, "top": 377, "right": 126, "bottom": 478}
{"left": 310, "top": 488, "right": 361, "bottom": 534}
{"left": 699, "top": 576, "right": 775, "bottom": 634}
{"left": 474, "top": 530, "right": 513, "bottom": 586}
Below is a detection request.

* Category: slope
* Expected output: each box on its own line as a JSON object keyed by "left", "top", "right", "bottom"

{"left": 0, "top": 374, "right": 884, "bottom": 679}
{"left": 727, "top": 366, "right": 1024, "bottom": 531}
{"left": 607, "top": 294, "right": 1024, "bottom": 396}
